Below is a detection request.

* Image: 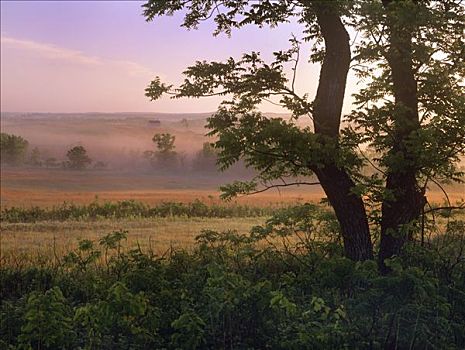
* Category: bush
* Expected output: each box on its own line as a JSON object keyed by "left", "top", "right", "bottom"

{"left": 66, "top": 145, "right": 92, "bottom": 170}
{"left": 18, "top": 287, "right": 75, "bottom": 349}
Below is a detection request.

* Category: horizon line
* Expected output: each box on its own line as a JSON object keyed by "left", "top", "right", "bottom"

{"left": 0, "top": 111, "right": 291, "bottom": 115}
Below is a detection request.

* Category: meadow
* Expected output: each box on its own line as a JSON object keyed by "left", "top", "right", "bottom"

{"left": 1, "top": 199, "right": 464, "bottom": 349}
{"left": 2, "top": 164, "right": 461, "bottom": 269}
{"left": 1, "top": 114, "right": 464, "bottom": 349}
{"left": 0, "top": 167, "right": 324, "bottom": 208}
{"left": 0, "top": 216, "right": 265, "bottom": 267}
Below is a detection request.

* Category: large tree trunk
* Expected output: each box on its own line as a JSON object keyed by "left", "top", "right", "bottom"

{"left": 310, "top": 5, "right": 373, "bottom": 261}
{"left": 379, "top": 0, "right": 426, "bottom": 273}
{"left": 315, "top": 166, "right": 374, "bottom": 261}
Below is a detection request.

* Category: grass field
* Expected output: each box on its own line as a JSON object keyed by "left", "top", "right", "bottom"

{"left": 1, "top": 165, "right": 463, "bottom": 267}
{"left": 0, "top": 167, "right": 326, "bottom": 207}
{"left": 2, "top": 114, "right": 462, "bottom": 208}
{"left": 0, "top": 216, "right": 266, "bottom": 267}
{"left": 1, "top": 117, "right": 464, "bottom": 349}
{"left": 0, "top": 115, "right": 462, "bottom": 266}
{"left": 2, "top": 167, "right": 462, "bottom": 208}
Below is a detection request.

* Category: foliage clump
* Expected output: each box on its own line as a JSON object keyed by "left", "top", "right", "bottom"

{"left": 65, "top": 145, "right": 92, "bottom": 170}
{"left": 0, "top": 133, "right": 29, "bottom": 166}
{"left": 192, "top": 142, "right": 218, "bottom": 173}
{"left": 144, "top": 133, "right": 179, "bottom": 169}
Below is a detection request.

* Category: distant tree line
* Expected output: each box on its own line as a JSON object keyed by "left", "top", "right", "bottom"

{"left": 0, "top": 133, "right": 106, "bottom": 171}
{"left": 143, "top": 132, "right": 224, "bottom": 174}
{"left": 1, "top": 131, "right": 248, "bottom": 174}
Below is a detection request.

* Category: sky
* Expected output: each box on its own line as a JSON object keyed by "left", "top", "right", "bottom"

{"left": 0, "top": 1, "right": 357, "bottom": 114}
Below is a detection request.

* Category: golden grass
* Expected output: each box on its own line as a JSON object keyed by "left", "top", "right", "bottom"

{"left": 0, "top": 217, "right": 266, "bottom": 267}
{"left": 0, "top": 188, "right": 326, "bottom": 208}
{"left": 2, "top": 167, "right": 462, "bottom": 208}
{"left": 0, "top": 168, "right": 326, "bottom": 208}
{"left": 1, "top": 167, "right": 462, "bottom": 267}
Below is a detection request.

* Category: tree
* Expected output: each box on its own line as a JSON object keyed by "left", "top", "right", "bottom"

{"left": 28, "top": 147, "right": 42, "bottom": 167}
{"left": 351, "top": 0, "right": 465, "bottom": 271}
{"left": 0, "top": 133, "right": 29, "bottom": 165}
{"left": 180, "top": 118, "right": 190, "bottom": 128}
{"left": 66, "top": 146, "right": 92, "bottom": 170}
{"left": 192, "top": 142, "right": 218, "bottom": 172}
{"left": 144, "top": 133, "right": 178, "bottom": 168}
{"left": 143, "top": 1, "right": 465, "bottom": 270}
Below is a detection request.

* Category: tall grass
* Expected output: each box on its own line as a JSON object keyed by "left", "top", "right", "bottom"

{"left": 1, "top": 199, "right": 279, "bottom": 223}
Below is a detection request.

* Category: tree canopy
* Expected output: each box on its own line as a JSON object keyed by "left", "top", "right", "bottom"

{"left": 66, "top": 146, "right": 92, "bottom": 170}
{"left": 0, "top": 133, "right": 29, "bottom": 166}
{"left": 143, "top": 0, "right": 465, "bottom": 271}
{"left": 144, "top": 133, "right": 179, "bottom": 168}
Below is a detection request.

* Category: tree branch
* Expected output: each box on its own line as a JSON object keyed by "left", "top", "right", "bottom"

{"left": 242, "top": 181, "right": 321, "bottom": 196}
{"left": 423, "top": 205, "right": 465, "bottom": 215}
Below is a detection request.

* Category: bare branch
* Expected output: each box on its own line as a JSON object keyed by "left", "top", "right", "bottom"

{"left": 262, "top": 98, "right": 286, "bottom": 107}
{"left": 424, "top": 205, "right": 465, "bottom": 215}
{"left": 357, "top": 145, "right": 386, "bottom": 176}
{"left": 429, "top": 177, "right": 452, "bottom": 209}
{"left": 290, "top": 34, "right": 300, "bottom": 92}
{"left": 242, "top": 181, "right": 320, "bottom": 196}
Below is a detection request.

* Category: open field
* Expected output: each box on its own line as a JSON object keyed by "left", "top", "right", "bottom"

{"left": 0, "top": 167, "right": 326, "bottom": 208}
{"left": 2, "top": 206, "right": 463, "bottom": 267}
{"left": 1, "top": 114, "right": 463, "bottom": 269}
{"left": 1, "top": 167, "right": 462, "bottom": 208}
{"left": 1, "top": 165, "right": 462, "bottom": 266}
{"left": 0, "top": 217, "right": 266, "bottom": 267}
{"left": 1, "top": 123, "right": 463, "bottom": 350}
{"left": 2, "top": 113, "right": 462, "bottom": 208}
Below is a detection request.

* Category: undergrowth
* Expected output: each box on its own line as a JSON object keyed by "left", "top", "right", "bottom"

{"left": 1, "top": 204, "right": 464, "bottom": 349}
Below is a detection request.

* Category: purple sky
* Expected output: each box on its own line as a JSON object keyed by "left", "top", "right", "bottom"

{"left": 1, "top": 1, "right": 357, "bottom": 113}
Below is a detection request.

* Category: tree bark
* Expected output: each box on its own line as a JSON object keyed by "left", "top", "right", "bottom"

{"left": 311, "top": 5, "right": 374, "bottom": 261}
{"left": 315, "top": 166, "right": 374, "bottom": 261}
{"left": 379, "top": 0, "right": 426, "bottom": 273}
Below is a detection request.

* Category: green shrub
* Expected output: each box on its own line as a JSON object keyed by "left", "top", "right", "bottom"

{"left": 18, "top": 287, "right": 75, "bottom": 349}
